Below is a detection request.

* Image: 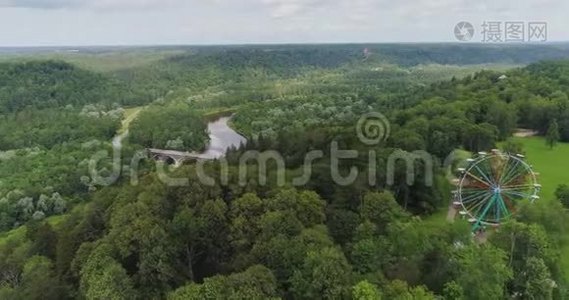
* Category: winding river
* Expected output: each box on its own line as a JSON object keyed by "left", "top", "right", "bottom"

{"left": 199, "top": 116, "right": 247, "bottom": 159}
{"left": 112, "top": 114, "right": 246, "bottom": 162}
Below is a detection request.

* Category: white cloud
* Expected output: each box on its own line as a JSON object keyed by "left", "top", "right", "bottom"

{"left": 0, "top": 0, "right": 189, "bottom": 10}
{"left": 0, "top": 0, "right": 567, "bottom": 45}
{"left": 259, "top": 0, "right": 328, "bottom": 18}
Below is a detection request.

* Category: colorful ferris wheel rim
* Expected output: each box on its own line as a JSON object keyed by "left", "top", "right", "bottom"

{"left": 456, "top": 150, "right": 540, "bottom": 229}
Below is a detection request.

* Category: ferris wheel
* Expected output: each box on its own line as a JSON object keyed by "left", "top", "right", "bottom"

{"left": 453, "top": 149, "right": 540, "bottom": 231}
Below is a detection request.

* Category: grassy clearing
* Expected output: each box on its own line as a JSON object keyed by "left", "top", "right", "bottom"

{"left": 0, "top": 215, "right": 64, "bottom": 246}
{"left": 512, "top": 136, "right": 569, "bottom": 201}
{"left": 120, "top": 106, "right": 144, "bottom": 134}
{"left": 512, "top": 136, "right": 569, "bottom": 278}
{"left": 511, "top": 137, "right": 569, "bottom": 279}
{"left": 0, "top": 225, "right": 26, "bottom": 246}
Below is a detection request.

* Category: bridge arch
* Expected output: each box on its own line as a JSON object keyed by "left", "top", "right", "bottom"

{"left": 147, "top": 148, "right": 214, "bottom": 167}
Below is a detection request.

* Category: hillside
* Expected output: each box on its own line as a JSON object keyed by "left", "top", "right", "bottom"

{"left": 1, "top": 46, "right": 569, "bottom": 299}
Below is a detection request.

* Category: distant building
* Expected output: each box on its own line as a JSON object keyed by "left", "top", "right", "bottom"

{"left": 363, "top": 48, "right": 371, "bottom": 60}
{"left": 498, "top": 74, "right": 508, "bottom": 80}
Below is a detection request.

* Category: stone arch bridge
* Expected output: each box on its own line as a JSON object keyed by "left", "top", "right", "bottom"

{"left": 147, "top": 148, "right": 214, "bottom": 166}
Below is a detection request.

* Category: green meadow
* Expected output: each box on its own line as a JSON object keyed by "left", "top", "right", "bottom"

{"left": 512, "top": 136, "right": 569, "bottom": 279}
{"left": 512, "top": 136, "right": 569, "bottom": 201}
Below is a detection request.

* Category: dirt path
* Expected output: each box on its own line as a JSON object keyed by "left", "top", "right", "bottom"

{"left": 119, "top": 107, "right": 144, "bottom": 134}
{"left": 447, "top": 205, "right": 458, "bottom": 222}
{"left": 513, "top": 128, "right": 538, "bottom": 138}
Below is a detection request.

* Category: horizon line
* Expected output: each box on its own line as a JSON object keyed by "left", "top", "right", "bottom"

{"left": 1, "top": 40, "right": 569, "bottom": 49}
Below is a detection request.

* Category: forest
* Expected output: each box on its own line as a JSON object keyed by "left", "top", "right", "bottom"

{"left": 1, "top": 44, "right": 569, "bottom": 299}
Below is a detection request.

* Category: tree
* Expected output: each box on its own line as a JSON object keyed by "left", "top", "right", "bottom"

{"left": 555, "top": 184, "right": 569, "bottom": 208}
{"left": 168, "top": 265, "right": 278, "bottom": 300}
{"left": 501, "top": 139, "right": 525, "bottom": 156}
{"left": 221, "top": 264, "right": 279, "bottom": 299}
{"left": 291, "top": 247, "right": 353, "bottom": 299}
{"left": 326, "top": 208, "right": 360, "bottom": 246}
{"left": 383, "top": 280, "right": 435, "bottom": 300}
{"left": 51, "top": 192, "right": 67, "bottom": 214}
{"left": 26, "top": 222, "right": 58, "bottom": 259}
{"left": 258, "top": 210, "right": 304, "bottom": 241}
{"left": 265, "top": 188, "right": 326, "bottom": 228}
{"left": 489, "top": 221, "right": 558, "bottom": 299}
{"left": 359, "top": 191, "right": 409, "bottom": 234}
{"left": 350, "top": 234, "right": 386, "bottom": 274}
{"left": 442, "top": 281, "right": 464, "bottom": 300}
{"left": 453, "top": 244, "right": 512, "bottom": 300}
{"left": 352, "top": 280, "right": 382, "bottom": 300}
{"left": 80, "top": 243, "right": 136, "bottom": 300}
{"left": 19, "top": 256, "right": 67, "bottom": 300}
{"left": 463, "top": 123, "right": 498, "bottom": 152}
{"left": 0, "top": 287, "right": 16, "bottom": 300}
{"left": 129, "top": 103, "right": 209, "bottom": 150}
{"left": 518, "top": 257, "right": 554, "bottom": 299}
{"left": 486, "top": 101, "right": 518, "bottom": 140}
{"left": 171, "top": 198, "right": 229, "bottom": 282}
{"left": 229, "top": 193, "right": 266, "bottom": 254}
{"left": 250, "top": 225, "right": 334, "bottom": 287}
{"left": 546, "top": 119, "right": 560, "bottom": 149}
{"left": 167, "top": 283, "right": 202, "bottom": 300}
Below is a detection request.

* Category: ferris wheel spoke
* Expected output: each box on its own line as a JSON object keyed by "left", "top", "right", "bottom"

{"left": 501, "top": 195, "right": 516, "bottom": 215}
{"left": 494, "top": 198, "right": 502, "bottom": 222}
{"left": 478, "top": 158, "right": 499, "bottom": 183}
{"left": 460, "top": 188, "right": 491, "bottom": 194}
{"left": 495, "top": 193, "right": 511, "bottom": 222}
{"left": 500, "top": 184, "right": 534, "bottom": 191}
{"left": 462, "top": 181, "right": 491, "bottom": 190}
{"left": 499, "top": 157, "right": 520, "bottom": 182}
{"left": 460, "top": 187, "right": 489, "bottom": 192}
{"left": 501, "top": 190, "right": 532, "bottom": 200}
{"left": 473, "top": 165, "right": 497, "bottom": 187}
{"left": 501, "top": 183, "right": 534, "bottom": 189}
{"left": 499, "top": 169, "right": 519, "bottom": 187}
{"left": 489, "top": 162, "right": 502, "bottom": 186}
{"left": 465, "top": 193, "right": 493, "bottom": 219}
{"left": 490, "top": 193, "right": 501, "bottom": 222}
{"left": 464, "top": 171, "right": 493, "bottom": 188}
{"left": 474, "top": 194, "right": 498, "bottom": 225}
{"left": 502, "top": 171, "right": 527, "bottom": 187}
{"left": 501, "top": 163, "right": 529, "bottom": 187}
{"left": 461, "top": 190, "right": 492, "bottom": 204}
{"left": 464, "top": 196, "right": 488, "bottom": 214}
{"left": 497, "top": 156, "right": 517, "bottom": 184}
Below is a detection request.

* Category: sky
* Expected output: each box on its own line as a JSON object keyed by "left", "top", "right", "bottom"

{"left": 0, "top": 0, "right": 567, "bottom": 46}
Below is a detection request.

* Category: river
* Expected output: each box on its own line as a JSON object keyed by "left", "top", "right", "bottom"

{"left": 113, "top": 115, "right": 246, "bottom": 161}
{"left": 199, "top": 116, "right": 247, "bottom": 159}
